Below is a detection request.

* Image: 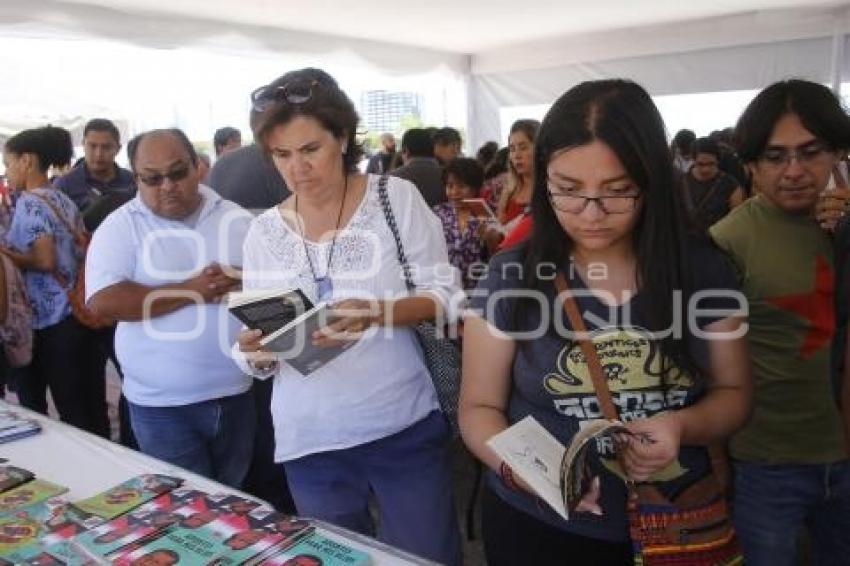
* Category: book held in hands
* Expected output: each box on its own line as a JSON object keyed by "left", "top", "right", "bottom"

{"left": 228, "top": 289, "right": 355, "bottom": 376}
{"left": 461, "top": 198, "right": 499, "bottom": 223}
{"left": 487, "top": 416, "right": 629, "bottom": 520}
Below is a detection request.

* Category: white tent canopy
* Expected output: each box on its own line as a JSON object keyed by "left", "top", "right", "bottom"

{"left": 1, "top": 0, "right": 849, "bottom": 151}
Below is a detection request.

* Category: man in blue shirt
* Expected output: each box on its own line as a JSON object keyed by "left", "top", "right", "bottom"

{"left": 54, "top": 118, "right": 136, "bottom": 217}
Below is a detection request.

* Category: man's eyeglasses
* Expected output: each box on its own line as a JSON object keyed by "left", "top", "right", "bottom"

{"left": 251, "top": 80, "right": 320, "bottom": 112}
{"left": 759, "top": 142, "right": 832, "bottom": 169}
{"left": 547, "top": 185, "right": 641, "bottom": 214}
{"left": 137, "top": 166, "right": 191, "bottom": 187}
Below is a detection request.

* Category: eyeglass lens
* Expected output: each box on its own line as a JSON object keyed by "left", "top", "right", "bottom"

{"left": 139, "top": 166, "right": 190, "bottom": 186}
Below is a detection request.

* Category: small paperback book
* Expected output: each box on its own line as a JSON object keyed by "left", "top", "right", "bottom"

{"left": 0, "top": 410, "right": 41, "bottom": 444}
{"left": 111, "top": 493, "right": 311, "bottom": 566}
{"left": 229, "top": 289, "right": 355, "bottom": 376}
{"left": 258, "top": 532, "right": 371, "bottom": 566}
{"left": 0, "top": 466, "right": 34, "bottom": 493}
{"left": 486, "top": 416, "right": 629, "bottom": 520}
{"left": 69, "top": 474, "right": 184, "bottom": 522}
{"left": 461, "top": 198, "right": 498, "bottom": 223}
{"left": 0, "top": 479, "right": 67, "bottom": 515}
{"left": 0, "top": 494, "right": 71, "bottom": 562}
{"left": 73, "top": 488, "right": 206, "bottom": 558}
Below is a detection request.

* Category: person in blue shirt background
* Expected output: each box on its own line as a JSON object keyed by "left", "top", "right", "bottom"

{"left": 1, "top": 125, "right": 109, "bottom": 437}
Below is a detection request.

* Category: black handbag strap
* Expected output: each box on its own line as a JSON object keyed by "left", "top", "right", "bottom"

{"left": 376, "top": 174, "right": 416, "bottom": 292}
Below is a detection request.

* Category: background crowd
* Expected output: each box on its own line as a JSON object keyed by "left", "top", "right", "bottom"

{"left": 0, "top": 70, "right": 848, "bottom": 566}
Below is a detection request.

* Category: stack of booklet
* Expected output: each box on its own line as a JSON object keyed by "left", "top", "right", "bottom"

{"left": 0, "top": 466, "right": 372, "bottom": 565}
{"left": 0, "top": 409, "right": 41, "bottom": 444}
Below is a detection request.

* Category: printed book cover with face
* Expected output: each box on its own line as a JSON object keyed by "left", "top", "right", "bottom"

{"left": 74, "top": 488, "right": 206, "bottom": 558}
{"left": 0, "top": 479, "right": 67, "bottom": 515}
{"left": 0, "top": 496, "right": 71, "bottom": 562}
{"left": 71, "top": 474, "right": 183, "bottom": 520}
{"left": 258, "top": 533, "right": 371, "bottom": 566}
{"left": 111, "top": 494, "right": 309, "bottom": 566}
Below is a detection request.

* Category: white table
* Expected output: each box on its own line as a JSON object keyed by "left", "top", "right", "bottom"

{"left": 0, "top": 401, "right": 438, "bottom": 565}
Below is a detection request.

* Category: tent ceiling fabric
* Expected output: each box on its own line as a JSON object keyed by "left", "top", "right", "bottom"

{"left": 5, "top": 0, "right": 848, "bottom": 55}
{"left": 0, "top": 0, "right": 470, "bottom": 76}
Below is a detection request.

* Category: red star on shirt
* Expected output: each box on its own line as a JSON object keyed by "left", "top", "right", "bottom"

{"left": 766, "top": 254, "right": 835, "bottom": 358}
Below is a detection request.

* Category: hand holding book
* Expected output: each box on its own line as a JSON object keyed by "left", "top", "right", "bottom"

{"left": 230, "top": 289, "right": 359, "bottom": 375}
{"left": 618, "top": 411, "right": 682, "bottom": 482}
{"left": 237, "top": 328, "right": 279, "bottom": 373}
{"left": 311, "top": 299, "right": 382, "bottom": 348}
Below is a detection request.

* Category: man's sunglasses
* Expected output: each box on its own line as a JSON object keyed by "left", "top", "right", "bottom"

{"left": 137, "top": 166, "right": 191, "bottom": 187}
{"left": 250, "top": 80, "right": 319, "bottom": 112}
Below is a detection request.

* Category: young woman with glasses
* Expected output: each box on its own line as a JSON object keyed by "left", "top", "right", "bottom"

{"left": 459, "top": 79, "right": 752, "bottom": 565}
{"left": 234, "top": 68, "right": 462, "bottom": 565}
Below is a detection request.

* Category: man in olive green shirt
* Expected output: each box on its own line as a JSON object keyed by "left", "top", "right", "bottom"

{"left": 710, "top": 80, "right": 850, "bottom": 566}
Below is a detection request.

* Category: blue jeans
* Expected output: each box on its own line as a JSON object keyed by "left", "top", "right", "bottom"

{"left": 128, "top": 390, "right": 255, "bottom": 488}
{"left": 733, "top": 459, "right": 850, "bottom": 566}
{"left": 283, "top": 411, "right": 462, "bottom": 566}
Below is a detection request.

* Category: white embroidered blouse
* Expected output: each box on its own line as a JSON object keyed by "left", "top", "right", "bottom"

{"left": 234, "top": 175, "right": 463, "bottom": 461}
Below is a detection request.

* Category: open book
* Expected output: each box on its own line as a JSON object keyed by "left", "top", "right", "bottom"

{"left": 486, "top": 416, "right": 629, "bottom": 520}
{"left": 228, "top": 289, "right": 354, "bottom": 376}
{"left": 461, "top": 198, "right": 499, "bottom": 223}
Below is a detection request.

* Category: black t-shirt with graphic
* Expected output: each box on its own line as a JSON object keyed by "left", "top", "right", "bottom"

{"left": 469, "top": 240, "right": 740, "bottom": 541}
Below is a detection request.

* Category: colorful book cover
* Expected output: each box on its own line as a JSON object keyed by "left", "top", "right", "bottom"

{"left": 259, "top": 533, "right": 372, "bottom": 566}
{"left": 0, "top": 479, "right": 67, "bottom": 515}
{"left": 0, "top": 465, "right": 34, "bottom": 493}
{"left": 112, "top": 496, "right": 311, "bottom": 566}
{"left": 18, "top": 540, "right": 103, "bottom": 566}
{"left": 0, "top": 496, "right": 70, "bottom": 562}
{"left": 70, "top": 474, "right": 183, "bottom": 521}
{"left": 74, "top": 488, "right": 206, "bottom": 558}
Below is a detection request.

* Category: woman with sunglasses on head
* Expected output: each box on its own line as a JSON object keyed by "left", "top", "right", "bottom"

{"left": 1, "top": 126, "right": 109, "bottom": 436}
{"left": 459, "top": 80, "right": 752, "bottom": 565}
{"left": 234, "top": 68, "right": 462, "bottom": 565}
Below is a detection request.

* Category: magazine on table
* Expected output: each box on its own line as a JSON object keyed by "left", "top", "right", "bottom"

{"left": 487, "top": 416, "right": 630, "bottom": 520}
{"left": 228, "top": 288, "right": 355, "bottom": 376}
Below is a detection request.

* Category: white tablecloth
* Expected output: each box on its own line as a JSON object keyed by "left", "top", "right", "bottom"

{"left": 0, "top": 400, "right": 437, "bottom": 565}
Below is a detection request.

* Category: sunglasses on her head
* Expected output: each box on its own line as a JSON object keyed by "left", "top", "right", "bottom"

{"left": 251, "top": 80, "right": 320, "bottom": 112}
{"left": 136, "top": 166, "right": 191, "bottom": 187}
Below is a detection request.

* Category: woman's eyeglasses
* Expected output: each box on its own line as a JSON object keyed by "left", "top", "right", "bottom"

{"left": 251, "top": 80, "right": 320, "bottom": 112}
{"left": 759, "top": 141, "right": 832, "bottom": 170}
{"left": 547, "top": 184, "right": 641, "bottom": 214}
{"left": 137, "top": 166, "right": 191, "bottom": 187}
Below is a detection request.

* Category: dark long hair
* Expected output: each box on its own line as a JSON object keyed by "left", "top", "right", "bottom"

{"left": 519, "top": 79, "right": 694, "bottom": 378}
{"left": 4, "top": 125, "right": 73, "bottom": 172}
